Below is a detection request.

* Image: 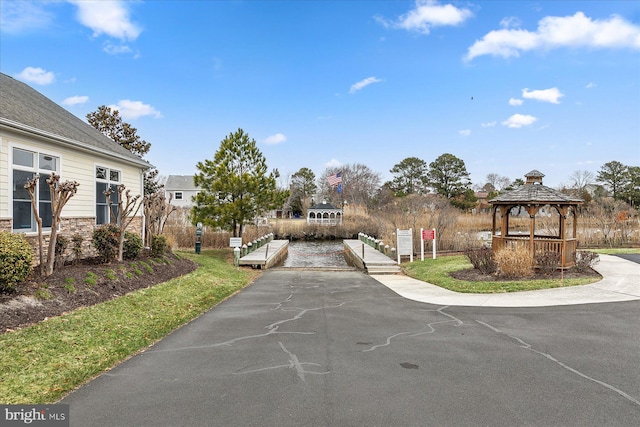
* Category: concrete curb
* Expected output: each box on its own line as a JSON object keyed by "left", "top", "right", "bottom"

{"left": 371, "top": 254, "right": 640, "bottom": 307}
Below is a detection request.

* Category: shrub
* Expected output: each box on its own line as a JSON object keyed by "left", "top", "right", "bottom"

{"left": 71, "top": 234, "right": 83, "bottom": 265}
{"left": 92, "top": 224, "right": 119, "bottom": 263}
{"left": 151, "top": 235, "right": 168, "bottom": 257}
{"left": 574, "top": 251, "right": 599, "bottom": 272}
{"left": 535, "top": 251, "right": 561, "bottom": 276}
{"left": 465, "top": 247, "right": 497, "bottom": 274}
{"left": 0, "top": 232, "right": 34, "bottom": 291}
{"left": 123, "top": 232, "right": 143, "bottom": 259}
{"left": 494, "top": 246, "right": 534, "bottom": 278}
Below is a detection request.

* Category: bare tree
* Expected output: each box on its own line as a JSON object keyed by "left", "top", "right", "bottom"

{"left": 144, "top": 192, "right": 177, "bottom": 246}
{"left": 105, "top": 184, "right": 142, "bottom": 261}
{"left": 485, "top": 173, "right": 511, "bottom": 192}
{"left": 24, "top": 176, "right": 44, "bottom": 275}
{"left": 318, "top": 163, "right": 381, "bottom": 209}
{"left": 25, "top": 173, "right": 79, "bottom": 276}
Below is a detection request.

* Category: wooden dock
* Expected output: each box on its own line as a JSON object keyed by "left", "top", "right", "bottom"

{"left": 343, "top": 240, "right": 402, "bottom": 274}
{"left": 238, "top": 239, "right": 401, "bottom": 274}
{"left": 238, "top": 240, "right": 289, "bottom": 269}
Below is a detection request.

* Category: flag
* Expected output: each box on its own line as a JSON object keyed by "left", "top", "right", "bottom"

{"left": 337, "top": 183, "right": 342, "bottom": 194}
{"left": 327, "top": 172, "right": 342, "bottom": 186}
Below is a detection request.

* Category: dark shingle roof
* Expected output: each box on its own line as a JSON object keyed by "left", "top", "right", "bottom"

{"left": 165, "top": 175, "right": 200, "bottom": 191}
{"left": 309, "top": 202, "right": 341, "bottom": 210}
{"left": 0, "top": 72, "right": 150, "bottom": 168}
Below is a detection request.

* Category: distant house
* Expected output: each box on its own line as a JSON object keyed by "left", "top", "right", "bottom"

{"left": 164, "top": 175, "right": 201, "bottom": 208}
{"left": 0, "top": 73, "right": 150, "bottom": 253}
{"left": 474, "top": 191, "right": 491, "bottom": 213}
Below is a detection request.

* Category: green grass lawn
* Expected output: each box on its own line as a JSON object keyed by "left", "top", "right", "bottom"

{"left": 592, "top": 248, "right": 640, "bottom": 255}
{"left": 402, "top": 254, "right": 604, "bottom": 293}
{"left": 0, "top": 250, "right": 259, "bottom": 404}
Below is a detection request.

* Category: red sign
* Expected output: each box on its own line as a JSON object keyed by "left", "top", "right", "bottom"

{"left": 422, "top": 229, "right": 435, "bottom": 240}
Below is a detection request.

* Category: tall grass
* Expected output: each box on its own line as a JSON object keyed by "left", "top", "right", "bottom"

{"left": 164, "top": 205, "right": 640, "bottom": 251}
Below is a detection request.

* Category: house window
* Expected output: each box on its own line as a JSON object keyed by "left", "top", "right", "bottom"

{"left": 174, "top": 191, "right": 183, "bottom": 200}
{"left": 96, "top": 166, "right": 121, "bottom": 225}
{"left": 12, "top": 147, "right": 59, "bottom": 231}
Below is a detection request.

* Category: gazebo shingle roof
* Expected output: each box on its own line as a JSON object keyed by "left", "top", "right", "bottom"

{"left": 489, "top": 184, "right": 583, "bottom": 204}
{"left": 489, "top": 170, "right": 582, "bottom": 205}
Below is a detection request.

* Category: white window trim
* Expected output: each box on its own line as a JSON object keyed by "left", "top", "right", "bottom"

{"left": 9, "top": 143, "right": 62, "bottom": 234}
{"left": 174, "top": 191, "right": 183, "bottom": 200}
{"left": 94, "top": 163, "right": 122, "bottom": 225}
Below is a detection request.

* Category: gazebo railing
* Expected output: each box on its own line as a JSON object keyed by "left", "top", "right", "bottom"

{"left": 307, "top": 218, "right": 342, "bottom": 225}
{"left": 492, "top": 236, "right": 577, "bottom": 267}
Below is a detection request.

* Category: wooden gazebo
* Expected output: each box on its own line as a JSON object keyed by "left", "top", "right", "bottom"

{"left": 489, "top": 170, "right": 583, "bottom": 268}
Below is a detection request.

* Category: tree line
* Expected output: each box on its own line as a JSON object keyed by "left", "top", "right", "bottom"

{"left": 78, "top": 109, "right": 640, "bottom": 240}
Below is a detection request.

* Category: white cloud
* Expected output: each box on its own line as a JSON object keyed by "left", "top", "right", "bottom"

{"left": 481, "top": 121, "right": 497, "bottom": 127}
{"left": 349, "top": 77, "right": 382, "bottom": 94}
{"left": 264, "top": 133, "right": 287, "bottom": 145}
{"left": 103, "top": 42, "right": 133, "bottom": 55}
{"left": 62, "top": 95, "right": 89, "bottom": 106}
{"left": 0, "top": 0, "right": 54, "bottom": 34}
{"left": 465, "top": 12, "right": 640, "bottom": 61}
{"left": 502, "top": 114, "right": 538, "bottom": 128}
{"left": 522, "top": 87, "right": 564, "bottom": 104}
{"left": 325, "top": 158, "right": 342, "bottom": 168}
{"left": 70, "top": 0, "right": 141, "bottom": 41}
{"left": 108, "top": 100, "right": 162, "bottom": 120}
{"left": 586, "top": 82, "right": 596, "bottom": 89}
{"left": 16, "top": 67, "right": 55, "bottom": 85}
{"left": 499, "top": 16, "right": 521, "bottom": 29}
{"left": 509, "top": 98, "right": 523, "bottom": 106}
{"left": 458, "top": 129, "right": 471, "bottom": 136}
{"left": 381, "top": 0, "right": 473, "bottom": 35}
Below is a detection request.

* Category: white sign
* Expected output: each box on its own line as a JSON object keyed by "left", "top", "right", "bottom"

{"left": 229, "top": 237, "right": 242, "bottom": 248}
{"left": 396, "top": 228, "right": 413, "bottom": 263}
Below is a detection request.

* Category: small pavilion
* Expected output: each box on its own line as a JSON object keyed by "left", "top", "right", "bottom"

{"left": 488, "top": 170, "right": 583, "bottom": 268}
{"left": 307, "top": 201, "right": 342, "bottom": 225}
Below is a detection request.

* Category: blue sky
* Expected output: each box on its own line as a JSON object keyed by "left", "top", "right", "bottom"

{"left": 2, "top": 0, "right": 639, "bottom": 189}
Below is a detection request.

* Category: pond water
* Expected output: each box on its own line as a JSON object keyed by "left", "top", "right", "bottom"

{"left": 282, "top": 240, "right": 349, "bottom": 268}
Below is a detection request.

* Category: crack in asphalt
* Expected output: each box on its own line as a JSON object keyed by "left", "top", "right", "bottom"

{"left": 234, "top": 341, "right": 331, "bottom": 381}
{"left": 362, "top": 306, "right": 464, "bottom": 352}
{"left": 476, "top": 319, "right": 640, "bottom": 407}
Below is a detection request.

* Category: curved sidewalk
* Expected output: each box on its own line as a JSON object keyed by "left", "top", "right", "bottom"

{"left": 371, "top": 254, "right": 640, "bottom": 307}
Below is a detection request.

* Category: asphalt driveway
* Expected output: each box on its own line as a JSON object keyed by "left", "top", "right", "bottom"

{"left": 62, "top": 270, "right": 640, "bottom": 426}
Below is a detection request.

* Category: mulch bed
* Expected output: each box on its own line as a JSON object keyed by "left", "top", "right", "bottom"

{"left": 0, "top": 252, "right": 197, "bottom": 334}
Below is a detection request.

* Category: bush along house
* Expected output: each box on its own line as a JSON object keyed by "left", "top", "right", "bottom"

{"left": 0, "top": 72, "right": 151, "bottom": 260}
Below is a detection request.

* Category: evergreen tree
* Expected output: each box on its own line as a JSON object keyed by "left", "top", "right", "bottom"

{"left": 427, "top": 153, "right": 471, "bottom": 200}
{"left": 597, "top": 160, "right": 630, "bottom": 200}
{"left": 389, "top": 157, "right": 429, "bottom": 196}
{"left": 192, "top": 128, "right": 287, "bottom": 237}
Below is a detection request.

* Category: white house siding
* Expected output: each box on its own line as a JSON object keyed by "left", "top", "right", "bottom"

{"left": 0, "top": 135, "right": 8, "bottom": 222}
{"left": 166, "top": 189, "right": 199, "bottom": 208}
{"left": 0, "top": 128, "right": 145, "bottom": 235}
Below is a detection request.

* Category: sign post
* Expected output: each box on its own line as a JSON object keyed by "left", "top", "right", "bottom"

{"left": 420, "top": 228, "right": 436, "bottom": 260}
{"left": 396, "top": 228, "right": 413, "bottom": 264}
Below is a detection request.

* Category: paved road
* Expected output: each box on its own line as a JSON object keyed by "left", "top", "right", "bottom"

{"left": 62, "top": 271, "right": 640, "bottom": 426}
{"left": 615, "top": 253, "right": 640, "bottom": 264}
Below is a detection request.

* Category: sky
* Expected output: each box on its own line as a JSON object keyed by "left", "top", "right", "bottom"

{"left": 1, "top": 0, "right": 639, "bottom": 189}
